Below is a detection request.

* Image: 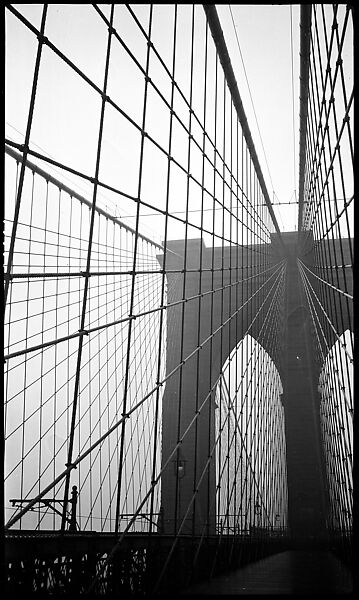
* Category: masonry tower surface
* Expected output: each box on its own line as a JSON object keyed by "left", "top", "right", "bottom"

{"left": 159, "top": 232, "right": 352, "bottom": 542}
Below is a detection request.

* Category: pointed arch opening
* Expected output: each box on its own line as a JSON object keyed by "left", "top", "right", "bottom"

{"left": 318, "top": 329, "right": 353, "bottom": 536}
{"left": 215, "top": 334, "right": 287, "bottom": 537}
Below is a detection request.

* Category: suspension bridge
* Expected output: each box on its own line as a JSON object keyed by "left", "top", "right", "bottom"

{"left": 4, "top": 4, "right": 353, "bottom": 596}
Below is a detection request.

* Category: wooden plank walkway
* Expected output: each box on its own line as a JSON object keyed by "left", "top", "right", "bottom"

{"left": 180, "top": 551, "right": 353, "bottom": 595}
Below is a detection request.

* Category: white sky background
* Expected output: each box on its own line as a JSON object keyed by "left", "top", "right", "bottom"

{"left": 218, "top": 4, "right": 300, "bottom": 232}
{"left": 4, "top": 4, "right": 352, "bottom": 532}
{"left": 5, "top": 3, "right": 302, "bottom": 240}
{"left": 5, "top": 4, "right": 354, "bottom": 241}
{"left": 216, "top": 335, "right": 287, "bottom": 530}
{"left": 5, "top": 4, "right": 297, "bottom": 531}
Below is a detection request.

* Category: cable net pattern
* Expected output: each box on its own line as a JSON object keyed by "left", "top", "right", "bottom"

{"left": 4, "top": 152, "right": 165, "bottom": 532}
{"left": 5, "top": 5, "right": 287, "bottom": 546}
{"left": 297, "top": 4, "right": 353, "bottom": 562}
{"left": 5, "top": 2, "right": 354, "bottom": 595}
{"left": 216, "top": 335, "right": 287, "bottom": 537}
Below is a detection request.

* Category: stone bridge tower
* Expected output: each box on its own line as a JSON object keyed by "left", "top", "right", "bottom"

{"left": 158, "top": 232, "right": 352, "bottom": 543}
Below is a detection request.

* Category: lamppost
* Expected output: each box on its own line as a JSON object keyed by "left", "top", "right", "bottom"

{"left": 68, "top": 485, "right": 78, "bottom": 532}
{"left": 173, "top": 450, "right": 186, "bottom": 530}
{"left": 254, "top": 501, "right": 262, "bottom": 527}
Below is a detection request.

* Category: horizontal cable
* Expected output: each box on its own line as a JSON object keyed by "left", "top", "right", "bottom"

{"left": 5, "top": 139, "right": 272, "bottom": 249}
{"left": 5, "top": 261, "right": 285, "bottom": 529}
{"left": 4, "top": 260, "right": 284, "bottom": 361}
{"left": 5, "top": 144, "right": 163, "bottom": 251}
{"left": 86, "top": 264, "right": 287, "bottom": 591}
{"left": 4, "top": 8, "right": 275, "bottom": 243}
{"left": 4, "top": 262, "right": 279, "bottom": 280}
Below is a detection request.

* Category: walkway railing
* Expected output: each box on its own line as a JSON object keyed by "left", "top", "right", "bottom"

{"left": 2, "top": 3, "right": 323, "bottom": 595}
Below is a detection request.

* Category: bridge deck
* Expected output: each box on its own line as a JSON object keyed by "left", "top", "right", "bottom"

{"left": 181, "top": 551, "right": 353, "bottom": 595}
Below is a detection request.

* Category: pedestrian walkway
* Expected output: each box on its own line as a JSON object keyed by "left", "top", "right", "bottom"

{"left": 181, "top": 551, "right": 353, "bottom": 595}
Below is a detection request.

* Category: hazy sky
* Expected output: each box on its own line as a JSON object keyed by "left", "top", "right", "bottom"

{"left": 4, "top": 5, "right": 352, "bottom": 534}
{"left": 218, "top": 4, "right": 301, "bottom": 232}
{"left": 5, "top": 4, "right": 295, "bottom": 531}
{"left": 6, "top": 4, "right": 301, "bottom": 237}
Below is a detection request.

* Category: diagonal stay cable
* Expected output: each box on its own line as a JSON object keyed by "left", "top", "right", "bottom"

{"left": 151, "top": 264, "right": 286, "bottom": 592}
{"left": 5, "top": 139, "right": 273, "bottom": 247}
{"left": 297, "top": 259, "right": 352, "bottom": 363}
{"left": 228, "top": 5, "right": 276, "bottom": 196}
{"left": 60, "top": 4, "right": 116, "bottom": 531}
{"left": 204, "top": 5, "right": 284, "bottom": 245}
{"left": 298, "top": 258, "right": 352, "bottom": 300}
{"left": 207, "top": 262, "right": 286, "bottom": 566}
{"left": 3, "top": 6, "right": 48, "bottom": 313}
{"left": 298, "top": 261, "right": 353, "bottom": 418}
{"left": 4, "top": 260, "right": 284, "bottom": 361}
{"left": 5, "top": 260, "right": 284, "bottom": 530}
{"left": 80, "top": 263, "right": 286, "bottom": 591}
{"left": 4, "top": 144, "right": 163, "bottom": 252}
